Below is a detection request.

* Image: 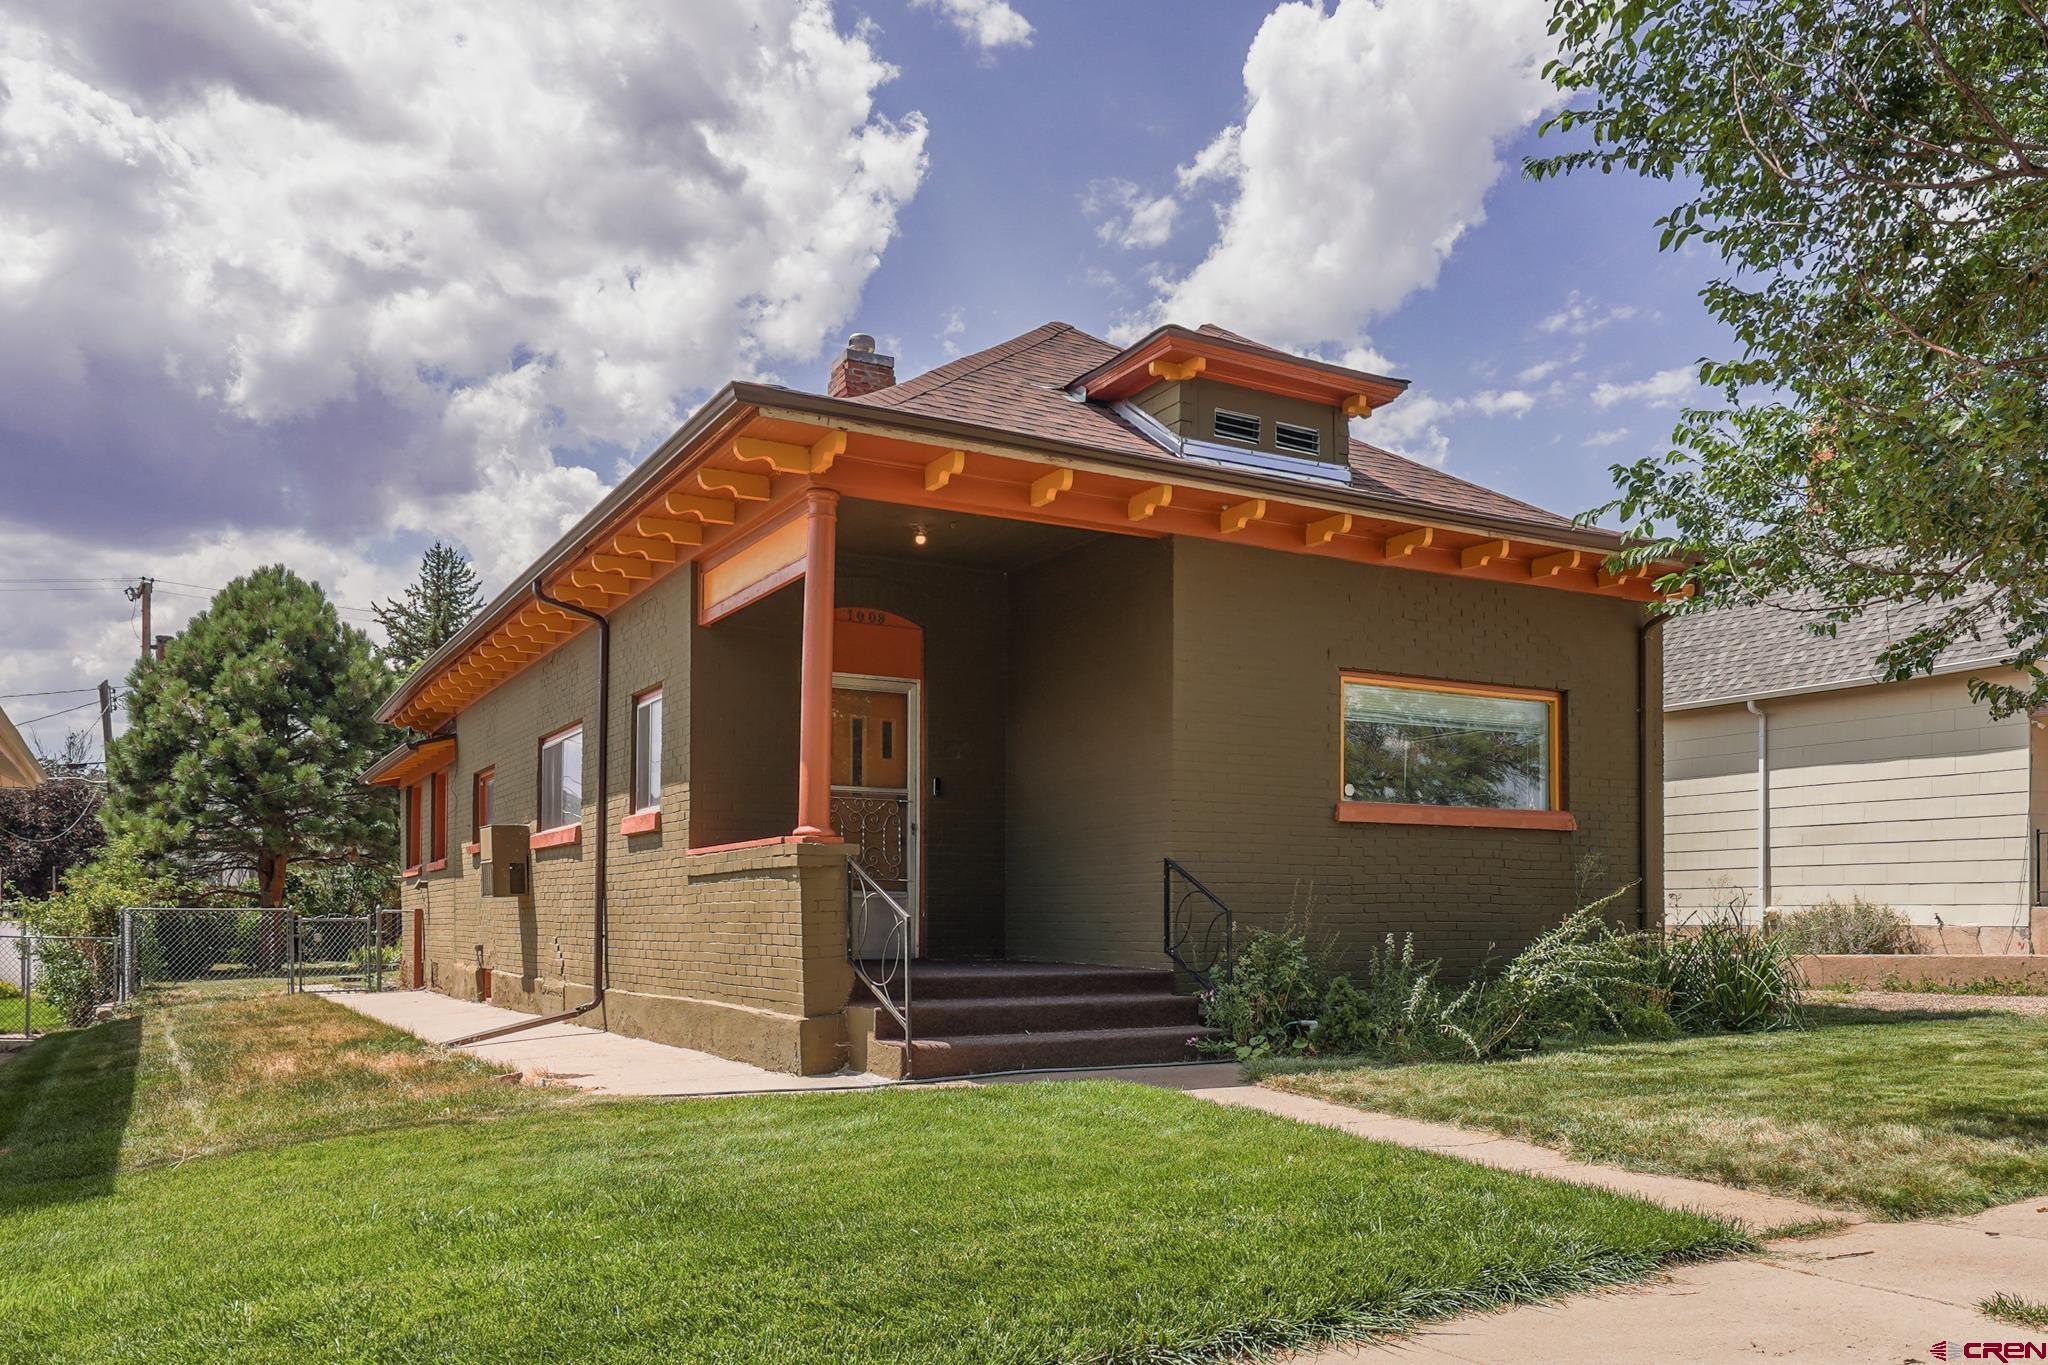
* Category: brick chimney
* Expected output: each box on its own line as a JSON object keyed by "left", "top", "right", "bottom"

{"left": 828, "top": 332, "right": 895, "bottom": 398}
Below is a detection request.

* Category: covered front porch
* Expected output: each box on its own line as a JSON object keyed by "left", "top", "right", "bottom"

{"left": 686, "top": 492, "right": 1175, "bottom": 971}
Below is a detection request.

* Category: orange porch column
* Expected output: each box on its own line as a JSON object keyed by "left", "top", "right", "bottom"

{"left": 793, "top": 488, "right": 840, "bottom": 839}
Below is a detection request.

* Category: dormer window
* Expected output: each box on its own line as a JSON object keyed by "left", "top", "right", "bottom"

{"left": 1213, "top": 409, "right": 1262, "bottom": 445}
{"left": 1274, "top": 420, "right": 1321, "bottom": 457}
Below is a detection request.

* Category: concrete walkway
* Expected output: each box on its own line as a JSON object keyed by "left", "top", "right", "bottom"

{"left": 324, "top": 989, "right": 883, "bottom": 1096}
{"left": 1192, "top": 1082, "right": 1843, "bottom": 1233}
{"left": 1309, "top": 1202, "right": 2048, "bottom": 1364}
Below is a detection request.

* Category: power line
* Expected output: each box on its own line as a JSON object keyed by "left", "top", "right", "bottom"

{"left": 14, "top": 695, "right": 118, "bottom": 727}
{"left": 0, "top": 687, "right": 100, "bottom": 700}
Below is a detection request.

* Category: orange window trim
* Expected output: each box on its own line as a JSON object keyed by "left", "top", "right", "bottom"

{"left": 1336, "top": 801, "right": 1578, "bottom": 832}
{"left": 430, "top": 772, "right": 449, "bottom": 863}
{"left": 1337, "top": 668, "right": 1567, "bottom": 815}
{"left": 403, "top": 782, "right": 421, "bottom": 869}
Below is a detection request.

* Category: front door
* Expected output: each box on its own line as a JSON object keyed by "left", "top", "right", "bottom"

{"left": 831, "top": 675, "right": 919, "bottom": 956}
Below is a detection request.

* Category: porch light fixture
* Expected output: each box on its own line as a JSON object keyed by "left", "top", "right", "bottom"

{"left": 913, "top": 525, "right": 928, "bottom": 547}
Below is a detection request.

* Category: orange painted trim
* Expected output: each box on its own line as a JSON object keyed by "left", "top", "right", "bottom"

{"left": 461, "top": 841, "right": 481, "bottom": 857}
{"left": 401, "top": 864, "right": 422, "bottom": 878}
{"left": 422, "top": 857, "right": 449, "bottom": 873}
{"left": 698, "top": 498, "right": 811, "bottom": 625}
{"left": 365, "top": 740, "right": 457, "bottom": 787}
{"left": 621, "top": 810, "right": 661, "bottom": 836}
{"left": 1336, "top": 801, "right": 1578, "bottom": 831}
{"left": 531, "top": 824, "right": 582, "bottom": 850}
{"left": 686, "top": 833, "right": 842, "bottom": 856}
{"left": 834, "top": 607, "right": 924, "bottom": 680}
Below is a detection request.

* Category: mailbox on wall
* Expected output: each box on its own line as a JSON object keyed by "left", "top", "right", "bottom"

{"left": 478, "top": 823, "right": 530, "bottom": 898}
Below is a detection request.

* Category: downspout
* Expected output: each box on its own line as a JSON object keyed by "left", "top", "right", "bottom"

{"left": 1637, "top": 614, "right": 1664, "bottom": 931}
{"left": 1746, "top": 698, "right": 1770, "bottom": 921}
{"left": 444, "top": 580, "right": 611, "bottom": 1048}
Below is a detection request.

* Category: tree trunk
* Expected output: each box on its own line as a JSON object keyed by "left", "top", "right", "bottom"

{"left": 257, "top": 850, "right": 289, "bottom": 970}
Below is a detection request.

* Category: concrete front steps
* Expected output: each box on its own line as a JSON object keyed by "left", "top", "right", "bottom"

{"left": 846, "top": 961, "right": 1213, "bottom": 1079}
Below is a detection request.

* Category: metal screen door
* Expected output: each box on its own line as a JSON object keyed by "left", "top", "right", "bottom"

{"left": 830, "top": 674, "right": 919, "bottom": 957}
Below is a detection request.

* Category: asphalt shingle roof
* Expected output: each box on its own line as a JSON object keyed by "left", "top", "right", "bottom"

{"left": 1663, "top": 593, "right": 2011, "bottom": 709}
{"left": 848, "top": 321, "right": 1581, "bottom": 534}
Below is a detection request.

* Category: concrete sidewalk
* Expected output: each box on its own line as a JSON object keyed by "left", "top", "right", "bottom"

{"left": 1190, "top": 1082, "right": 1843, "bottom": 1233}
{"left": 324, "top": 989, "right": 883, "bottom": 1096}
{"left": 1312, "top": 1201, "right": 2048, "bottom": 1364}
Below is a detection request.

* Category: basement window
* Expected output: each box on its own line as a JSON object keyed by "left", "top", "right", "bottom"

{"left": 1275, "top": 421, "right": 1321, "bottom": 457}
{"left": 1212, "top": 409, "right": 1262, "bottom": 446}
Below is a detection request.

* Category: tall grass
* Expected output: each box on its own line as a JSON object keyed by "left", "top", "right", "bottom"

{"left": 1205, "top": 883, "right": 1805, "bottom": 1062}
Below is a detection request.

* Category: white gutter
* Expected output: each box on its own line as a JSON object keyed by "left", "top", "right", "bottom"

{"left": 1745, "top": 699, "right": 1770, "bottom": 917}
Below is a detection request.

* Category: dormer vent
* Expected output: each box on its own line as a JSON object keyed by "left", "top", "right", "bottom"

{"left": 1212, "top": 409, "right": 1262, "bottom": 445}
{"left": 1274, "top": 420, "right": 1321, "bottom": 457}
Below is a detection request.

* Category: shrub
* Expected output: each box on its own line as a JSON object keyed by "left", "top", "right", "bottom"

{"left": 30, "top": 937, "right": 104, "bottom": 1028}
{"left": 1769, "top": 897, "right": 1915, "bottom": 955}
{"left": 1658, "top": 923, "right": 1805, "bottom": 1032}
{"left": 1200, "top": 927, "right": 1326, "bottom": 1059}
{"left": 1311, "top": 935, "right": 1475, "bottom": 1060}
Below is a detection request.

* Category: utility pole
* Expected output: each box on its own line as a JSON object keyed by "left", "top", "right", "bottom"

{"left": 125, "top": 577, "right": 154, "bottom": 665}
{"left": 97, "top": 679, "right": 114, "bottom": 764}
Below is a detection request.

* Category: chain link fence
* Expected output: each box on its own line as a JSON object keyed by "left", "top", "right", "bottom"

{"left": 1, "top": 925, "right": 120, "bottom": 1035}
{"left": 119, "top": 906, "right": 400, "bottom": 1007}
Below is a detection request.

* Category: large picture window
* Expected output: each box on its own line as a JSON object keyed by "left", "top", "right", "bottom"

{"left": 539, "top": 725, "right": 584, "bottom": 832}
{"left": 1340, "top": 674, "right": 1561, "bottom": 816}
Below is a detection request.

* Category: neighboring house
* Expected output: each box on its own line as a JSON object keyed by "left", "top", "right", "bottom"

{"left": 367, "top": 321, "right": 1675, "bottom": 1076}
{"left": 1664, "top": 597, "right": 2043, "bottom": 953}
{"left": 0, "top": 705, "right": 42, "bottom": 788}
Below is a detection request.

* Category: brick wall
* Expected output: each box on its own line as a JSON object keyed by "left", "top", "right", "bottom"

{"left": 1165, "top": 536, "right": 1653, "bottom": 976}
{"left": 398, "top": 564, "right": 853, "bottom": 1073}
{"left": 1004, "top": 536, "right": 1174, "bottom": 962}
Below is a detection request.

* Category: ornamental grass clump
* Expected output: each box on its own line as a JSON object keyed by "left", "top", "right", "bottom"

{"left": 1768, "top": 896, "right": 1915, "bottom": 955}
{"left": 1207, "top": 880, "right": 1806, "bottom": 1064}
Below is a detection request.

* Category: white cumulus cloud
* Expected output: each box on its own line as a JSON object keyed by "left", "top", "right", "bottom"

{"left": 1084, "top": 178, "right": 1180, "bottom": 250}
{"left": 1132, "top": 0, "right": 1558, "bottom": 348}
{"left": 913, "top": 0, "right": 1034, "bottom": 55}
{"left": 0, "top": 0, "right": 929, "bottom": 745}
{"left": 1538, "top": 290, "right": 1639, "bottom": 336}
{"left": 1591, "top": 366, "right": 1697, "bottom": 408}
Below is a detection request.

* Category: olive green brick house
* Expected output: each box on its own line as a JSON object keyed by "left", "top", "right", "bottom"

{"left": 367, "top": 322, "right": 1673, "bottom": 1077}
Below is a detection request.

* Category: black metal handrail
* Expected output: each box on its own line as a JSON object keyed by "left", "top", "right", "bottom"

{"left": 847, "top": 857, "right": 913, "bottom": 1072}
{"left": 1163, "top": 857, "right": 1234, "bottom": 990}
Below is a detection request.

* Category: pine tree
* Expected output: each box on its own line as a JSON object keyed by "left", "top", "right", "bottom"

{"left": 376, "top": 542, "right": 483, "bottom": 673}
{"left": 105, "top": 567, "right": 395, "bottom": 938}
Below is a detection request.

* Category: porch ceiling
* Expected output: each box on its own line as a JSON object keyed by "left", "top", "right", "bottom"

{"left": 836, "top": 498, "right": 1102, "bottom": 570}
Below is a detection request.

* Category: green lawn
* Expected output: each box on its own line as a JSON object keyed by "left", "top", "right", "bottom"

{"left": 1259, "top": 1004, "right": 2048, "bottom": 1220}
{"left": 0, "top": 982, "right": 65, "bottom": 1034}
{"left": 0, "top": 995, "right": 1747, "bottom": 1364}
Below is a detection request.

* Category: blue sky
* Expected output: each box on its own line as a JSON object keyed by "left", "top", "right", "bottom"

{"left": 834, "top": 1, "right": 1727, "bottom": 523}
{"left": 0, "top": 0, "right": 1731, "bottom": 757}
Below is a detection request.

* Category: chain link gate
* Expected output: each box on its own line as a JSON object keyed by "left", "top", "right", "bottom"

{"left": 287, "top": 910, "right": 394, "bottom": 993}
{"left": 1, "top": 925, "right": 119, "bottom": 1035}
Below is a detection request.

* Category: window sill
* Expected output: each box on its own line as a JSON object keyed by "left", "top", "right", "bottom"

{"left": 531, "top": 824, "right": 582, "bottom": 850}
{"left": 422, "top": 858, "right": 449, "bottom": 873}
{"left": 620, "top": 810, "right": 661, "bottom": 837}
{"left": 401, "top": 864, "right": 422, "bottom": 878}
{"left": 461, "top": 841, "right": 480, "bottom": 857}
{"left": 1335, "top": 801, "right": 1578, "bottom": 832}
